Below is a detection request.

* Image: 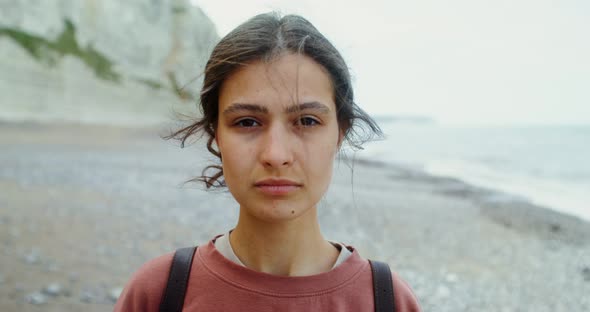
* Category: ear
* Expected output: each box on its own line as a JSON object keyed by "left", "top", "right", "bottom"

{"left": 215, "top": 135, "right": 221, "bottom": 154}
{"left": 337, "top": 129, "right": 345, "bottom": 150}
{"left": 212, "top": 125, "right": 218, "bottom": 145}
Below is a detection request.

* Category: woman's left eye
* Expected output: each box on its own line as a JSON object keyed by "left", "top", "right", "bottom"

{"left": 297, "top": 116, "right": 320, "bottom": 127}
{"left": 234, "top": 118, "right": 260, "bottom": 128}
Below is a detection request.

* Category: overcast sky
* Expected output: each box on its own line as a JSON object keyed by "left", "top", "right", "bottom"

{"left": 191, "top": 0, "right": 589, "bottom": 126}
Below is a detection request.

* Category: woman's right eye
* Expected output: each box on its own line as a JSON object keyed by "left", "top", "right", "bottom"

{"left": 234, "top": 118, "right": 260, "bottom": 128}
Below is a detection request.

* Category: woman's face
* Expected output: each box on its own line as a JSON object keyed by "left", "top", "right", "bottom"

{"left": 216, "top": 53, "right": 342, "bottom": 223}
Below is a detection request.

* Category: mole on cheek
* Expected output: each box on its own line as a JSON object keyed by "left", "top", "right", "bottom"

{"left": 291, "top": 210, "right": 295, "bottom": 214}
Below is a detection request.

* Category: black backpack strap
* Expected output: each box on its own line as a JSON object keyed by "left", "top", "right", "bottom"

{"left": 369, "top": 260, "right": 395, "bottom": 312}
{"left": 159, "top": 246, "right": 198, "bottom": 312}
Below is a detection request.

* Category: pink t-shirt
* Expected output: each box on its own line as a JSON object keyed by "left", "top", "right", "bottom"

{"left": 114, "top": 238, "right": 421, "bottom": 311}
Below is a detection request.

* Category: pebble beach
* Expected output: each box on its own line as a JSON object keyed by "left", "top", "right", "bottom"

{"left": 0, "top": 121, "right": 589, "bottom": 312}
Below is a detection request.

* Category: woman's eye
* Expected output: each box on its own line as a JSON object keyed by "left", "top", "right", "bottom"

{"left": 235, "top": 118, "right": 260, "bottom": 128}
{"left": 297, "top": 116, "right": 320, "bottom": 127}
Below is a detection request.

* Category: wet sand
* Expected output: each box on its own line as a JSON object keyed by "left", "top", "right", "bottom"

{"left": 0, "top": 121, "right": 589, "bottom": 311}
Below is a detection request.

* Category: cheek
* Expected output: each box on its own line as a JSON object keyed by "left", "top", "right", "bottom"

{"left": 220, "top": 152, "right": 244, "bottom": 195}
{"left": 219, "top": 139, "right": 254, "bottom": 177}
{"left": 306, "top": 141, "right": 337, "bottom": 180}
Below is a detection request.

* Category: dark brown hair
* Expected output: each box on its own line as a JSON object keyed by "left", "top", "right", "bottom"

{"left": 167, "top": 12, "right": 382, "bottom": 188}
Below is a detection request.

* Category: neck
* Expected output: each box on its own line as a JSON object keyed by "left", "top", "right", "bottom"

{"left": 229, "top": 206, "right": 339, "bottom": 276}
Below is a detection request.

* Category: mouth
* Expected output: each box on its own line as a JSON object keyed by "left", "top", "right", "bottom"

{"left": 254, "top": 178, "right": 302, "bottom": 196}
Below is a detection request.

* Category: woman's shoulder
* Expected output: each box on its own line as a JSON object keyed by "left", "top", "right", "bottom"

{"left": 346, "top": 246, "right": 420, "bottom": 311}
{"left": 113, "top": 251, "right": 176, "bottom": 312}
{"left": 391, "top": 271, "right": 422, "bottom": 312}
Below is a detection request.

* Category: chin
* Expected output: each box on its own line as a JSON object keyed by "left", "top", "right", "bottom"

{"left": 243, "top": 200, "right": 314, "bottom": 223}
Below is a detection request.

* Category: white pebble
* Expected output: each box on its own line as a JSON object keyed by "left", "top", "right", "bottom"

{"left": 43, "top": 283, "right": 63, "bottom": 296}
{"left": 23, "top": 250, "right": 41, "bottom": 265}
{"left": 435, "top": 285, "right": 451, "bottom": 298}
{"left": 445, "top": 273, "right": 458, "bottom": 283}
{"left": 109, "top": 287, "right": 124, "bottom": 302}
{"left": 25, "top": 292, "right": 47, "bottom": 305}
{"left": 80, "top": 291, "right": 95, "bottom": 303}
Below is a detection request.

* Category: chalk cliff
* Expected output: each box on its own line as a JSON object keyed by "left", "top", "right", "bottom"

{"left": 0, "top": 0, "right": 218, "bottom": 125}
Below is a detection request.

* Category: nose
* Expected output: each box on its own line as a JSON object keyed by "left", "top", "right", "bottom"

{"left": 260, "top": 124, "right": 294, "bottom": 168}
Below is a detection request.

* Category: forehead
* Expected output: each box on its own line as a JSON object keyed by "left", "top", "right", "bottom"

{"left": 218, "top": 53, "right": 335, "bottom": 111}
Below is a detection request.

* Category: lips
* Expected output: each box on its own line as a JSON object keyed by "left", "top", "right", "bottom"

{"left": 254, "top": 178, "right": 302, "bottom": 196}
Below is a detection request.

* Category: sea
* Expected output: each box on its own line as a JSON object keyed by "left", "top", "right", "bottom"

{"left": 354, "top": 121, "right": 590, "bottom": 222}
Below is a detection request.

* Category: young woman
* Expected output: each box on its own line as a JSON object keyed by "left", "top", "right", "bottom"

{"left": 114, "top": 12, "right": 421, "bottom": 311}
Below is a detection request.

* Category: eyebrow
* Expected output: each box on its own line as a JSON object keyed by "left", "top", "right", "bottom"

{"left": 222, "top": 103, "right": 268, "bottom": 115}
{"left": 285, "top": 101, "right": 331, "bottom": 114}
{"left": 222, "top": 101, "right": 331, "bottom": 116}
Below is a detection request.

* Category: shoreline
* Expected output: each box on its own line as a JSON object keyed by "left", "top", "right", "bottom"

{"left": 346, "top": 157, "right": 590, "bottom": 246}
{"left": 370, "top": 122, "right": 590, "bottom": 224}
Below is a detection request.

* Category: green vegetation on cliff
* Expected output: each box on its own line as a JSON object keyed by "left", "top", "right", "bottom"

{"left": 0, "top": 19, "right": 120, "bottom": 82}
{"left": 0, "top": 19, "right": 196, "bottom": 101}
